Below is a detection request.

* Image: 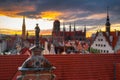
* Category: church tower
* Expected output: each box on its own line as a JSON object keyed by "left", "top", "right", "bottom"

{"left": 84, "top": 25, "right": 86, "bottom": 38}
{"left": 22, "top": 16, "right": 26, "bottom": 39}
{"left": 69, "top": 23, "right": 71, "bottom": 32}
{"left": 73, "top": 22, "right": 76, "bottom": 32}
{"left": 52, "top": 20, "right": 60, "bottom": 41}
{"left": 105, "top": 7, "right": 111, "bottom": 34}
{"left": 53, "top": 20, "right": 60, "bottom": 32}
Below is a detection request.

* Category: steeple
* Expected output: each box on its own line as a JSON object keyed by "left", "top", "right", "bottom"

{"left": 26, "top": 31, "right": 29, "bottom": 39}
{"left": 63, "top": 22, "right": 66, "bottom": 32}
{"left": 105, "top": 7, "right": 111, "bottom": 34}
{"left": 69, "top": 23, "right": 71, "bottom": 32}
{"left": 63, "top": 22, "right": 66, "bottom": 41}
{"left": 73, "top": 22, "right": 76, "bottom": 32}
{"left": 84, "top": 25, "right": 86, "bottom": 38}
{"left": 22, "top": 16, "right": 26, "bottom": 39}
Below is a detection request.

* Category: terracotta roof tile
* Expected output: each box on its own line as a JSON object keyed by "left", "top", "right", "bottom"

{"left": 0, "top": 55, "right": 28, "bottom": 80}
{"left": 1, "top": 54, "right": 120, "bottom": 80}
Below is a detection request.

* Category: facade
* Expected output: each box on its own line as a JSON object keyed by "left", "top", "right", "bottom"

{"left": 52, "top": 20, "right": 86, "bottom": 42}
{"left": 91, "top": 32, "right": 114, "bottom": 53}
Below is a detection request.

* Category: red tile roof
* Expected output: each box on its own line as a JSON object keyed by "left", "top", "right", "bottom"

{"left": 0, "top": 55, "right": 28, "bottom": 80}
{"left": 1, "top": 54, "right": 120, "bottom": 80}
{"left": 110, "top": 32, "right": 119, "bottom": 48}
{"left": 20, "top": 48, "right": 31, "bottom": 55}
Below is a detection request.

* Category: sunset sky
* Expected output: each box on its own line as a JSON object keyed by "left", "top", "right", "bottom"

{"left": 0, "top": 0, "right": 120, "bottom": 36}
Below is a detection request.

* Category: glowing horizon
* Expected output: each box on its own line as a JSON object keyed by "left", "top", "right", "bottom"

{"left": 0, "top": 16, "right": 54, "bottom": 30}
{"left": 0, "top": 0, "right": 120, "bottom": 37}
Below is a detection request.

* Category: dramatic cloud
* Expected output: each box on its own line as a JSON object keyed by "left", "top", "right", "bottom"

{"left": 0, "top": 0, "right": 120, "bottom": 26}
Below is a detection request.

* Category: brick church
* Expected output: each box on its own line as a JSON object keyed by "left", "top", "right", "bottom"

{"left": 52, "top": 20, "right": 86, "bottom": 41}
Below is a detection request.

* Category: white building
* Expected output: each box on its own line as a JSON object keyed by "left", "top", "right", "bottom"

{"left": 91, "top": 8, "right": 120, "bottom": 53}
{"left": 91, "top": 30, "right": 120, "bottom": 53}
{"left": 0, "top": 39, "right": 7, "bottom": 54}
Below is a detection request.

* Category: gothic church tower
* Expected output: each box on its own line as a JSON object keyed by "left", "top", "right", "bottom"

{"left": 22, "top": 16, "right": 26, "bottom": 39}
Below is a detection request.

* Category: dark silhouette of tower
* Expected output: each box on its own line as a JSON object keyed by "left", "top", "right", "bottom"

{"left": 52, "top": 20, "right": 60, "bottom": 40}
{"left": 63, "top": 22, "right": 66, "bottom": 32}
{"left": 84, "top": 25, "right": 86, "bottom": 38}
{"left": 53, "top": 20, "right": 60, "bottom": 32}
{"left": 22, "top": 16, "right": 26, "bottom": 39}
{"left": 73, "top": 22, "right": 76, "bottom": 32}
{"left": 69, "top": 23, "right": 71, "bottom": 32}
{"left": 26, "top": 31, "right": 29, "bottom": 39}
{"left": 105, "top": 7, "right": 111, "bottom": 34}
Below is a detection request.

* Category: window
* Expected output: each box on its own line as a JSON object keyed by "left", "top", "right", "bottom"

{"left": 98, "top": 44, "right": 100, "bottom": 46}
{"left": 96, "top": 44, "right": 97, "bottom": 46}
{"left": 104, "top": 50, "right": 106, "bottom": 53}
{"left": 101, "top": 44, "right": 103, "bottom": 47}
{"left": 104, "top": 45, "right": 106, "bottom": 47}
{"left": 107, "top": 50, "right": 109, "bottom": 53}
{"left": 101, "top": 39, "right": 103, "bottom": 41}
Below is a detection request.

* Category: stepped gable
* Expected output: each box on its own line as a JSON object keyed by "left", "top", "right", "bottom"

{"left": 93, "top": 31, "right": 120, "bottom": 49}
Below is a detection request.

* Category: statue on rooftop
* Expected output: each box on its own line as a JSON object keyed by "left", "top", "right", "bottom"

{"left": 17, "top": 24, "right": 56, "bottom": 80}
{"left": 19, "top": 23, "right": 53, "bottom": 68}
{"left": 35, "top": 24, "right": 40, "bottom": 48}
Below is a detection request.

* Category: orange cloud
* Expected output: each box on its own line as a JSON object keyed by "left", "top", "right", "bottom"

{"left": 41, "top": 11, "right": 63, "bottom": 20}
{"left": 0, "top": 5, "right": 35, "bottom": 17}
